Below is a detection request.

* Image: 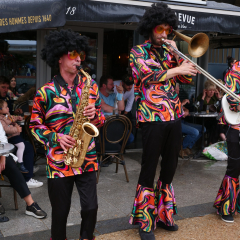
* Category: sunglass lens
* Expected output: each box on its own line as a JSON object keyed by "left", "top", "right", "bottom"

{"left": 68, "top": 51, "right": 78, "bottom": 59}
{"left": 80, "top": 51, "right": 86, "bottom": 61}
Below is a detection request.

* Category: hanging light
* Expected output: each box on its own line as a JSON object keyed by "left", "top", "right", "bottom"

{"left": 119, "top": 55, "right": 121, "bottom": 59}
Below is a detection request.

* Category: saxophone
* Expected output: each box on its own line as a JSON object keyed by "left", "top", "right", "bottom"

{"left": 64, "top": 66, "right": 99, "bottom": 169}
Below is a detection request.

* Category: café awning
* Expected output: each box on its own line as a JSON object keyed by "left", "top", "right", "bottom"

{"left": 66, "top": 0, "right": 240, "bottom": 35}
{"left": 0, "top": 0, "right": 66, "bottom": 33}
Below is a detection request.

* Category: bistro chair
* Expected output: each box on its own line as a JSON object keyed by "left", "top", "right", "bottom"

{"left": 24, "top": 115, "right": 46, "bottom": 163}
{"left": 0, "top": 174, "right": 18, "bottom": 210}
{"left": 96, "top": 114, "right": 132, "bottom": 183}
{"left": 13, "top": 100, "right": 28, "bottom": 113}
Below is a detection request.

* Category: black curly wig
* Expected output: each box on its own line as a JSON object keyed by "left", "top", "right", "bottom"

{"left": 41, "top": 29, "right": 90, "bottom": 69}
{"left": 137, "top": 2, "right": 178, "bottom": 39}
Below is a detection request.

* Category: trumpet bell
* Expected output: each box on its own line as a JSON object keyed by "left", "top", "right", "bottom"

{"left": 189, "top": 33, "right": 209, "bottom": 58}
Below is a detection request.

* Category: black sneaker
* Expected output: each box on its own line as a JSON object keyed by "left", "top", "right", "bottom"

{"left": 139, "top": 228, "right": 155, "bottom": 240}
{"left": 0, "top": 202, "right": 5, "bottom": 215}
{"left": 25, "top": 202, "right": 47, "bottom": 219}
{"left": 17, "top": 162, "right": 29, "bottom": 173}
{"left": 157, "top": 221, "right": 178, "bottom": 231}
{"left": 221, "top": 214, "right": 234, "bottom": 223}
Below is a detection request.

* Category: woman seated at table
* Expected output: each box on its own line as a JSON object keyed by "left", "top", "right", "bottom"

{"left": 0, "top": 122, "right": 47, "bottom": 222}
{"left": 197, "top": 80, "right": 223, "bottom": 145}
{"left": 7, "top": 76, "right": 23, "bottom": 99}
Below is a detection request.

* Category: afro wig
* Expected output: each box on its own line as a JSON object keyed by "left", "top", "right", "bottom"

{"left": 137, "top": 2, "right": 178, "bottom": 39}
{"left": 41, "top": 29, "right": 90, "bottom": 69}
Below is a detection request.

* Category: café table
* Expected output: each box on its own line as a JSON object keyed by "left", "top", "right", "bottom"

{"left": 189, "top": 111, "right": 218, "bottom": 158}
{"left": 0, "top": 143, "right": 15, "bottom": 156}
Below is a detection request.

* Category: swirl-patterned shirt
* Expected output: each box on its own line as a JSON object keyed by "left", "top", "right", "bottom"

{"left": 130, "top": 40, "right": 192, "bottom": 123}
{"left": 29, "top": 74, "right": 105, "bottom": 178}
{"left": 219, "top": 61, "right": 240, "bottom": 130}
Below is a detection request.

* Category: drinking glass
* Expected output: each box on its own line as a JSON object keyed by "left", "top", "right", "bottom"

{"left": 214, "top": 101, "right": 220, "bottom": 113}
{"left": 194, "top": 101, "right": 200, "bottom": 113}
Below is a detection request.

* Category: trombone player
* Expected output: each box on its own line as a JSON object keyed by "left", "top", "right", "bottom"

{"left": 129, "top": 3, "right": 198, "bottom": 240}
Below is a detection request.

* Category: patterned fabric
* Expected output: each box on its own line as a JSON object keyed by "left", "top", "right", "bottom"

{"left": 129, "top": 181, "right": 177, "bottom": 231}
{"left": 155, "top": 179, "right": 177, "bottom": 226}
{"left": 214, "top": 175, "right": 240, "bottom": 215}
{"left": 129, "top": 184, "right": 157, "bottom": 232}
{"left": 30, "top": 74, "right": 105, "bottom": 178}
{"left": 219, "top": 61, "right": 240, "bottom": 130}
{"left": 130, "top": 40, "right": 192, "bottom": 124}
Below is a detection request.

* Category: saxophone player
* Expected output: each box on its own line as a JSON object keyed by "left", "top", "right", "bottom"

{"left": 29, "top": 29, "right": 105, "bottom": 240}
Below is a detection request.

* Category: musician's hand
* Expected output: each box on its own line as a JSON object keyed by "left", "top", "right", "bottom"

{"left": 163, "top": 39, "right": 179, "bottom": 61}
{"left": 84, "top": 104, "right": 96, "bottom": 119}
{"left": 59, "top": 135, "right": 76, "bottom": 152}
{"left": 0, "top": 156, "right": 6, "bottom": 174}
{"left": 202, "top": 89, "right": 207, "bottom": 100}
{"left": 182, "top": 99, "right": 190, "bottom": 106}
{"left": 178, "top": 60, "right": 198, "bottom": 76}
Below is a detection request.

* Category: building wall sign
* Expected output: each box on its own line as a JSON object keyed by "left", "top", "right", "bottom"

{"left": 66, "top": 0, "right": 240, "bottom": 35}
{"left": 0, "top": 0, "right": 66, "bottom": 33}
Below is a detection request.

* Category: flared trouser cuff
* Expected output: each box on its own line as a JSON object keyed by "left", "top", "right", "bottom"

{"left": 154, "top": 179, "right": 177, "bottom": 226}
{"left": 129, "top": 180, "right": 177, "bottom": 232}
{"left": 214, "top": 175, "right": 240, "bottom": 215}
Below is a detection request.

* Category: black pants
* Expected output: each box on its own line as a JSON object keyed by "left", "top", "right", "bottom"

{"left": 2, "top": 156, "right": 30, "bottom": 198}
{"left": 226, "top": 128, "right": 240, "bottom": 178}
{"left": 138, "top": 119, "right": 182, "bottom": 187}
{"left": 48, "top": 171, "right": 98, "bottom": 240}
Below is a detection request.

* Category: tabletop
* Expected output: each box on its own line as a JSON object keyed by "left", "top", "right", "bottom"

{"left": 189, "top": 111, "right": 219, "bottom": 118}
{"left": 0, "top": 143, "right": 15, "bottom": 155}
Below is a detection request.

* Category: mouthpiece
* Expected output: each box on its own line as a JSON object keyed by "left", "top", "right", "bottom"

{"left": 76, "top": 65, "right": 82, "bottom": 71}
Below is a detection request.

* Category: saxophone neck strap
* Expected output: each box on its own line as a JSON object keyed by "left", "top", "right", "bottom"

{"left": 54, "top": 74, "right": 79, "bottom": 114}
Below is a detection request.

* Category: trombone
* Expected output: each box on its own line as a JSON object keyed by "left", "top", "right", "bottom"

{"left": 164, "top": 30, "right": 240, "bottom": 102}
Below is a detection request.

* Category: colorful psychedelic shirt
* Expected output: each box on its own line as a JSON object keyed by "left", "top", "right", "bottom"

{"left": 219, "top": 61, "right": 240, "bottom": 131}
{"left": 130, "top": 40, "right": 192, "bottom": 124}
{"left": 30, "top": 74, "right": 105, "bottom": 178}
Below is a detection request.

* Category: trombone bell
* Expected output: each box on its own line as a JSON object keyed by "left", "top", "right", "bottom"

{"left": 172, "top": 30, "right": 209, "bottom": 58}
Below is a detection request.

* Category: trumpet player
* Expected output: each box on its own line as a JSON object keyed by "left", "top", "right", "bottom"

{"left": 29, "top": 29, "right": 105, "bottom": 240}
{"left": 129, "top": 3, "right": 198, "bottom": 240}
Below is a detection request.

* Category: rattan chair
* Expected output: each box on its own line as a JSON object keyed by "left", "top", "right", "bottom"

{"left": 96, "top": 114, "right": 132, "bottom": 183}
{"left": 24, "top": 115, "right": 46, "bottom": 163}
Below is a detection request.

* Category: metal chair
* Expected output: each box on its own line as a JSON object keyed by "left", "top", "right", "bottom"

{"left": 13, "top": 100, "right": 28, "bottom": 113}
{"left": 96, "top": 114, "right": 132, "bottom": 183}
{"left": 24, "top": 115, "right": 46, "bottom": 163}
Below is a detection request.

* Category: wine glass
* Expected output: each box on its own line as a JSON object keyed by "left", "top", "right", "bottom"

{"left": 194, "top": 101, "right": 200, "bottom": 113}
{"left": 214, "top": 101, "right": 220, "bottom": 113}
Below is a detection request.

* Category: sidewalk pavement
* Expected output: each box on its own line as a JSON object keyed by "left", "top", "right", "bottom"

{"left": 0, "top": 149, "right": 232, "bottom": 239}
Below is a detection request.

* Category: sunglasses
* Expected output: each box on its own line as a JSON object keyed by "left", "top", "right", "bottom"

{"left": 67, "top": 50, "right": 86, "bottom": 61}
{"left": 154, "top": 25, "right": 172, "bottom": 35}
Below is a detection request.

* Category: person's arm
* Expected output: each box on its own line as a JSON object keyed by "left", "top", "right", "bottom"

{"left": 29, "top": 88, "right": 64, "bottom": 148}
{"left": 0, "top": 156, "right": 6, "bottom": 174}
{"left": 225, "top": 72, "right": 240, "bottom": 112}
{"left": 0, "top": 119, "right": 19, "bottom": 135}
{"left": 130, "top": 46, "right": 195, "bottom": 87}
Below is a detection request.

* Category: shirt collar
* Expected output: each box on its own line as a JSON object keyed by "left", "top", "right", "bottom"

{"left": 56, "top": 74, "right": 80, "bottom": 88}
{"left": 144, "top": 40, "right": 169, "bottom": 52}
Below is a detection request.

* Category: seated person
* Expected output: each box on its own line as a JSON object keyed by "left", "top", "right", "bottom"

{"left": 197, "top": 80, "right": 222, "bottom": 145}
{"left": 0, "top": 100, "right": 28, "bottom": 173}
{"left": 0, "top": 122, "right": 47, "bottom": 222}
{"left": 114, "top": 74, "right": 134, "bottom": 119}
{"left": 99, "top": 75, "right": 134, "bottom": 148}
{"left": 7, "top": 76, "right": 24, "bottom": 99}
{"left": 99, "top": 75, "right": 125, "bottom": 116}
{"left": 175, "top": 84, "right": 206, "bottom": 157}
{"left": 0, "top": 76, "right": 22, "bottom": 115}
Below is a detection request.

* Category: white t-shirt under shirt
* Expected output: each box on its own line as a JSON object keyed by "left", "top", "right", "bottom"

{"left": 114, "top": 80, "right": 134, "bottom": 113}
